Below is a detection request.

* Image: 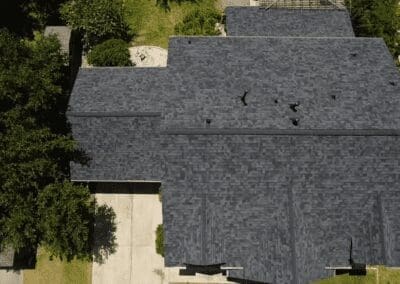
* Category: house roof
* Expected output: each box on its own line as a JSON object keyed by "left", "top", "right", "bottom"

{"left": 165, "top": 36, "right": 400, "bottom": 130}
{"left": 225, "top": 7, "right": 355, "bottom": 37}
{"left": 70, "top": 36, "right": 400, "bottom": 131}
{"left": 67, "top": 7, "right": 400, "bottom": 283}
{"left": 162, "top": 135, "right": 400, "bottom": 283}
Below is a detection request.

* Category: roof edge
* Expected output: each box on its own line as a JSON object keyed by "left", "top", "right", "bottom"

{"left": 162, "top": 128, "right": 400, "bottom": 136}
{"left": 67, "top": 111, "right": 161, "bottom": 117}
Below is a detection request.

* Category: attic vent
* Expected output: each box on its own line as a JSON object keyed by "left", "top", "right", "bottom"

{"left": 290, "top": 118, "right": 299, "bottom": 126}
{"left": 239, "top": 90, "right": 248, "bottom": 106}
{"left": 289, "top": 102, "right": 300, "bottom": 112}
{"left": 389, "top": 81, "right": 397, "bottom": 86}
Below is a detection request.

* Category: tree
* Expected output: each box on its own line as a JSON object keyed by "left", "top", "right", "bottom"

{"left": 0, "top": 29, "right": 94, "bottom": 259}
{"left": 88, "top": 39, "right": 132, "bottom": 66}
{"left": 60, "top": 0, "right": 130, "bottom": 48}
{"left": 346, "top": 0, "right": 400, "bottom": 61}
{"left": 0, "top": 0, "right": 67, "bottom": 37}
{"left": 38, "top": 182, "right": 94, "bottom": 261}
{"left": 0, "top": 31, "right": 69, "bottom": 133}
{"left": 174, "top": 8, "right": 221, "bottom": 36}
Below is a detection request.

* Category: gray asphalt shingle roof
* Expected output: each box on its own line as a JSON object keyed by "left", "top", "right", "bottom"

{"left": 165, "top": 36, "right": 400, "bottom": 130}
{"left": 67, "top": 7, "right": 400, "bottom": 283}
{"left": 225, "top": 7, "right": 355, "bottom": 37}
{"left": 162, "top": 135, "right": 400, "bottom": 283}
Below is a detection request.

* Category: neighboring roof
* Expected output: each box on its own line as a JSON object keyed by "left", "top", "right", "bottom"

{"left": 0, "top": 247, "right": 14, "bottom": 268}
{"left": 162, "top": 135, "right": 400, "bottom": 283}
{"left": 225, "top": 7, "right": 355, "bottom": 37}
{"left": 44, "top": 26, "right": 71, "bottom": 55}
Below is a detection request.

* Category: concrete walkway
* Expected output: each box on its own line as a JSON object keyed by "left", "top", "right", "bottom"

{"left": 92, "top": 193, "right": 164, "bottom": 284}
{"left": 0, "top": 270, "right": 22, "bottom": 284}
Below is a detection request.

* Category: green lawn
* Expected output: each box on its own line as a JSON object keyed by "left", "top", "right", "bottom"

{"left": 23, "top": 248, "right": 92, "bottom": 284}
{"left": 124, "top": 0, "right": 219, "bottom": 48}
{"left": 314, "top": 267, "right": 400, "bottom": 284}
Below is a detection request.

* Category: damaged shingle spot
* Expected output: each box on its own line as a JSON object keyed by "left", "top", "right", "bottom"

{"left": 291, "top": 118, "right": 299, "bottom": 126}
{"left": 289, "top": 102, "right": 300, "bottom": 112}
{"left": 239, "top": 90, "right": 249, "bottom": 106}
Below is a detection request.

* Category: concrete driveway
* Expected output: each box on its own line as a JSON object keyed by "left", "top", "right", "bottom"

{"left": 92, "top": 193, "right": 164, "bottom": 284}
{"left": 0, "top": 270, "right": 22, "bottom": 284}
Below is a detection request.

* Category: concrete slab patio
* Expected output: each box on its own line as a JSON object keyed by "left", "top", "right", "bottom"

{"left": 92, "top": 193, "right": 164, "bottom": 284}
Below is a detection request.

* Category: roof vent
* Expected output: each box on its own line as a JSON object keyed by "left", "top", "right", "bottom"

{"left": 206, "top": 119, "right": 212, "bottom": 124}
{"left": 350, "top": 52, "right": 357, "bottom": 58}
{"left": 274, "top": 99, "right": 279, "bottom": 104}
{"left": 289, "top": 102, "right": 300, "bottom": 112}
{"left": 290, "top": 118, "right": 299, "bottom": 126}
{"left": 331, "top": 95, "right": 337, "bottom": 100}
{"left": 239, "top": 90, "right": 248, "bottom": 106}
{"left": 188, "top": 40, "right": 191, "bottom": 44}
{"left": 389, "top": 81, "right": 397, "bottom": 86}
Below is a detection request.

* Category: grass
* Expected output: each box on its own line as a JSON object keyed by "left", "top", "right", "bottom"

{"left": 124, "top": 0, "right": 219, "bottom": 48}
{"left": 314, "top": 266, "right": 400, "bottom": 284}
{"left": 23, "top": 248, "right": 92, "bottom": 284}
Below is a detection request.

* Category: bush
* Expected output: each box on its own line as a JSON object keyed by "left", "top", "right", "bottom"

{"left": 155, "top": 224, "right": 164, "bottom": 257}
{"left": 174, "top": 8, "right": 221, "bottom": 36}
{"left": 61, "top": 0, "right": 131, "bottom": 48}
{"left": 87, "top": 39, "right": 132, "bottom": 66}
{"left": 346, "top": 0, "right": 400, "bottom": 61}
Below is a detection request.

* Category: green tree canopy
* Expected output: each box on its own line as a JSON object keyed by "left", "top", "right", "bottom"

{"left": 346, "top": 0, "right": 400, "bottom": 60}
{"left": 174, "top": 8, "right": 222, "bottom": 36}
{"left": 0, "top": 29, "right": 97, "bottom": 259}
{"left": 88, "top": 39, "right": 132, "bottom": 67}
{"left": 38, "top": 182, "right": 94, "bottom": 261}
{"left": 0, "top": 0, "right": 67, "bottom": 37}
{"left": 60, "top": 0, "right": 130, "bottom": 48}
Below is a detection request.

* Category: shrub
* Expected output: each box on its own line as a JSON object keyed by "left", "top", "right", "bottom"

{"left": 174, "top": 8, "right": 221, "bottom": 36}
{"left": 87, "top": 39, "right": 132, "bottom": 66}
{"left": 346, "top": 0, "right": 400, "bottom": 61}
{"left": 155, "top": 224, "right": 164, "bottom": 257}
{"left": 60, "top": 0, "right": 131, "bottom": 48}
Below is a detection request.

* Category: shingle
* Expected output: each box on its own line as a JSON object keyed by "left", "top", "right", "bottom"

{"left": 67, "top": 8, "right": 400, "bottom": 283}
{"left": 225, "top": 7, "right": 355, "bottom": 37}
{"left": 162, "top": 135, "right": 400, "bottom": 283}
{"left": 69, "top": 116, "right": 162, "bottom": 181}
{"left": 166, "top": 36, "right": 400, "bottom": 130}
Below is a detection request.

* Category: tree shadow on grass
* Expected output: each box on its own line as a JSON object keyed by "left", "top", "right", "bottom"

{"left": 91, "top": 204, "right": 117, "bottom": 264}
